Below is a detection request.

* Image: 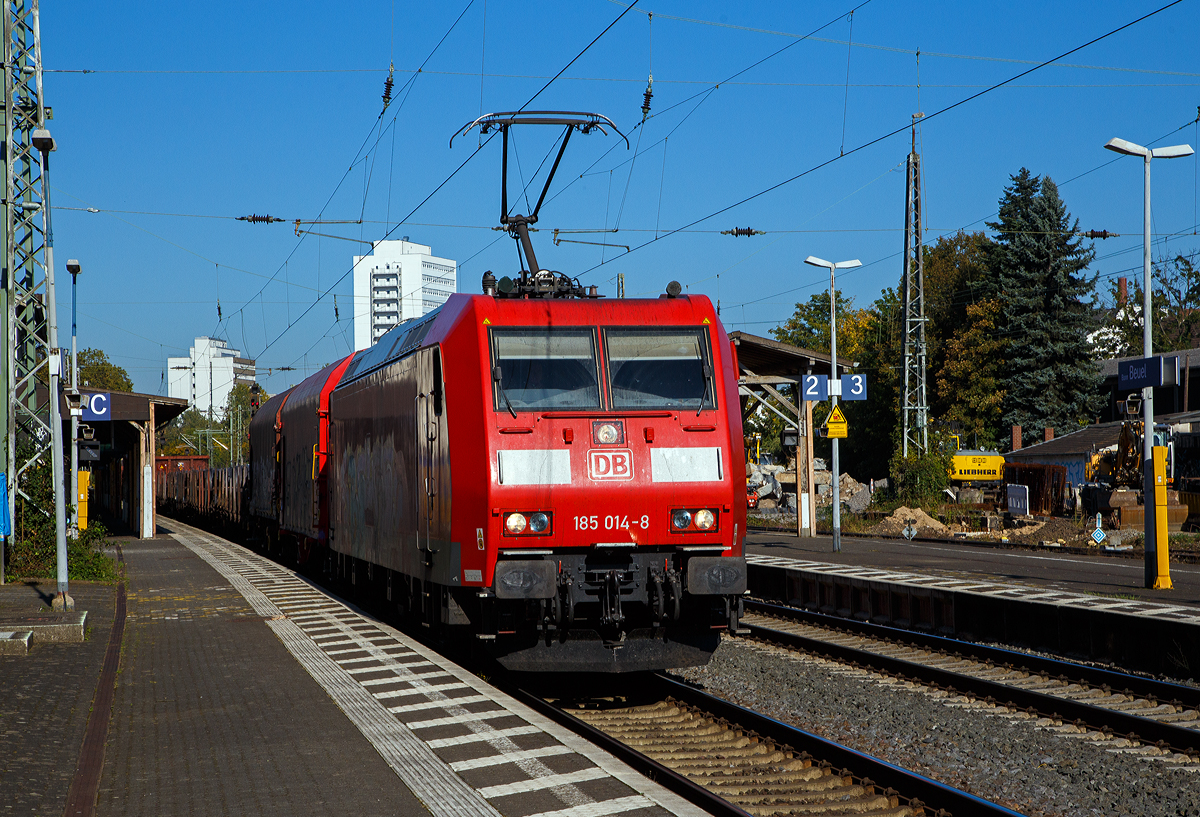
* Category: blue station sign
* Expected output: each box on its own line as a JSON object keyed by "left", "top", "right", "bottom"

{"left": 800, "top": 374, "right": 868, "bottom": 402}
{"left": 82, "top": 393, "right": 112, "bottom": 421}
{"left": 1117, "top": 356, "right": 1179, "bottom": 391}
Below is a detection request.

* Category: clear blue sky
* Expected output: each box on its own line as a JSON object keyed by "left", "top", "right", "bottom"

{"left": 40, "top": 0, "right": 1200, "bottom": 395}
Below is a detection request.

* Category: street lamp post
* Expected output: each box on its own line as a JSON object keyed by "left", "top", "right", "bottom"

{"left": 31, "top": 127, "right": 72, "bottom": 610}
{"left": 804, "top": 255, "right": 862, "bottom": 553}
{"left": 1104, "top": 136, "right": 1194, "bottom": 590}
{"left": 67, "top": 259, "right": 81, "bottom": 532}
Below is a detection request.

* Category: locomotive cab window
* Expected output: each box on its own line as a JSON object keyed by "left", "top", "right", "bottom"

{"left": 605, "top": 327, "right": 715, "bottom": 411}
{"left": 490, "top": 328, "right": 601, "bottom": 411}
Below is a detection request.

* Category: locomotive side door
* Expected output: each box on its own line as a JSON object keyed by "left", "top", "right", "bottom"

{"left": 416, "top": 347, "right": 449, "bottom": 559}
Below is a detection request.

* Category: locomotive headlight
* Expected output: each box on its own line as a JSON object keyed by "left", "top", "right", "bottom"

{"left": 694, "top": 509, "right": 715, "bottom": 530}
{"left": 505, "top": 513, "right": 528, "bottom": 534}
{"left": 596, "top": 423, "right": 619, "bottom": 444}
{"left": 529, "top": 512, "right": 550, "bottom": 533}
{"left": 671, "top": 509, "right": 692, "bottom": 530}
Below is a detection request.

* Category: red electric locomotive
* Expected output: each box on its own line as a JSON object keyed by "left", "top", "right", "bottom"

{"left": 308, "top": 275, "right": 748, "bottom": 672}
{"left": 168, "top": 111, "right": 748, "bottom": 672}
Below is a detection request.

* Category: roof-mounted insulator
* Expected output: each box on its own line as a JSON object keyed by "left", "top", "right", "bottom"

{"left": 490, "top": 269, "right": 600, "bottom": 300}
{"left": 382, "top": 63, "right": 395, "bottom": 112}
{"left": 237, "top": 214, "right": 284, "bottom": 224}
{"left": 1082, "top": 230, "right": 1119, "bottom": 239}
{"left": 721, "top": 227, "right": 765, "bottom": 237}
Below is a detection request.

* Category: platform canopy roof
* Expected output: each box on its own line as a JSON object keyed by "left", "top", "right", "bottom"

{"left": 77, "top": 388, "right": 190, "bottom": 427}
{"left": 728, "top": 331, "right": 854, "bottom": 382}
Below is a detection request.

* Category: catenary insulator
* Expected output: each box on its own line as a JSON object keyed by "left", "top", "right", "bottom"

{"left": 641, "top": 74, "right": 653, "bottom": 119}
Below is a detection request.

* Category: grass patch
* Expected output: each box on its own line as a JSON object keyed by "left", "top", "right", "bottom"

{"left": 6, "top": 521, "right": 118, "bottom": 582}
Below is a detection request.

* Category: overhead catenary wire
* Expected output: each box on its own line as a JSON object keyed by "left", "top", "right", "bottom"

{"left": 223, "top": 0, "right": 479, "bottom": 350}
{"left": 601, "top": 2, "right": 1200, "bottom": 80}
{"left": 254, "top": 1, "right": 638, "bottom": 361}
{"left": 714, "top": 108, "right": 1200, "bottom": 323}
{"left": 578, "top": 0, "right": 1186, "bottom": 284}
{"left": 840, "top": 11, "right": 854, "bottom": 156}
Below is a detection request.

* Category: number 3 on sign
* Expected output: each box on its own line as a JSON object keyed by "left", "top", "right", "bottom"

{"left": 840, "top": 374, "right": 867, "bottom": 401}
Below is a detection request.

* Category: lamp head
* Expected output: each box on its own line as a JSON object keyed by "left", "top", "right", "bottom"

{"left": 1104, "top": 137, "right": 1149, "bottom": 158}
{"left": 1151, "top": 144, "right": 1194, "bottom": 160}
{"left": 31, "top": 128, "right": 56, "bottom": 154}
{"left": 66, "top": 259, "right": 81, "bottom": 275}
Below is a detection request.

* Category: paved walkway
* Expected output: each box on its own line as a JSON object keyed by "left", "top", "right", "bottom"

{"left": 2, "top": 523, "right": 704, "bottom": 817}
{"left": 97, "top": 533, "right": 429, "bottom": 815}
{"left": 0, "top": 580, "right": 114, "bottom": 816}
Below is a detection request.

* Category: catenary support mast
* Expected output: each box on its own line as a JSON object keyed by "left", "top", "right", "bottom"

{"left": 2, "top": 0, "right": 68, "bottom": 602}
{"left": 900, "top": 115, "right": 929, "bottom": 458}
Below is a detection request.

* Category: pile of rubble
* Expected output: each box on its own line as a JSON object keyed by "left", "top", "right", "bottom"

{"left": 872, "top": 506, "right": 949, "bottom": 537}
{"left": 747, "top": 459, "right": 878, "bottom": 516}
{"left": 747, "top": 460, "right": 796, "bottom": 514}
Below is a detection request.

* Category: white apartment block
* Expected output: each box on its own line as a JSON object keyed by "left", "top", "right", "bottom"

{"left": 167, "top": 337, "right": 256, "bottom": 418}
{"left": 352, "top": 238, "right": 457, "bottom": 350}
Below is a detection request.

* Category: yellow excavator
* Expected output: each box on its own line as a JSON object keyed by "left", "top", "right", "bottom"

{"left": 1083, "top": 400, "right": 1187, "bottom": 530}
{"left": 947, "top": 435, "right": 1005, "bottom": 488}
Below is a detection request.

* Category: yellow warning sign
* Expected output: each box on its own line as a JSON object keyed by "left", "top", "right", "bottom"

{"left": 824, "top": 404, "right": 848, "bottom": 439}
{"left": 483, "top": 318, "right": 491, "bottom": 325}
{"left": 703, "top": 317, "right": 711, "bottom": 324}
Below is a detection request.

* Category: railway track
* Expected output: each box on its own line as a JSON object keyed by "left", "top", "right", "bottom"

{"left": 743, "top": 599, "right": 1200, "bottom": 764}
{"left": 509, "top": 675, "right": 1021, "bottom": 817}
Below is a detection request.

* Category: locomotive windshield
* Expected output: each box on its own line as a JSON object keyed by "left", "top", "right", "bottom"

{"left": 605, "top": 327, "right": 715, "bottom": 410}
{"left": 491, "top": 328, "right": 601, "bottom": 411}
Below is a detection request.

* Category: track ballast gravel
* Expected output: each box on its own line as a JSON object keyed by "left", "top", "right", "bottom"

{"left": 671, "top": 637, "right": 1200, "bottom": 817}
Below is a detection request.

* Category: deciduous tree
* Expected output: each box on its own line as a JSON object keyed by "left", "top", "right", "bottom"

{"left": 76, "top": 348, "right": 133, "bottom": 392}
{"left": 935, "top": 299, "right": 1007, "bottom": 448}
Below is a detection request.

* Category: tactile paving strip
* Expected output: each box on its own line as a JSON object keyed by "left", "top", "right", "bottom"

{"left": 164, "top": 520, "right": 705, "bottom": 817}
{"left": 747, "top": 554, "right": 1200, "bottom": 624}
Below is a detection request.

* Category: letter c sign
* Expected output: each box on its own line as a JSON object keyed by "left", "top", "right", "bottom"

{"left": 82, "top": 393, "right": 111, "bottom": 421}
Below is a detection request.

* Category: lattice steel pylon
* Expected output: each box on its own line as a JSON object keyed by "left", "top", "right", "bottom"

{"left": 2, "top": 0, "right": 68, "bottom": 596}
{"left": 900, "top": 117, "right": 929, "bottom": 458}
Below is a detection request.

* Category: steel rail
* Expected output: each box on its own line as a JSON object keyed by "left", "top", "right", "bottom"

{"left": 746, "top": 599, "right": 1200, "bottom": 711}
{"left": 507, "top": 675, "right": 1023, "bottom": 817}
{"left": 504, "top": 681, "right": 753, "bottom": 817}
{"left": 745, "top": 604, "right": 1200, "bottom": 755}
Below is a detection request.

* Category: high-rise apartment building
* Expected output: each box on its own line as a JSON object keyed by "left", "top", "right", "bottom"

{"left": 352, "top": 238, "right": 457, "bottom": 349}
{"left": 166, "top": 337, "right": 256, "bottom": 418}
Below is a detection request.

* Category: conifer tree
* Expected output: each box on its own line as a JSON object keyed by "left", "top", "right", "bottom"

{"left": 986, "top": 168, "right": 1101, "bottom": 447}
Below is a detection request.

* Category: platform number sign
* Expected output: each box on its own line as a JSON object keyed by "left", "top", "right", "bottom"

{"left": 799, "top": 374, "right": 867, "bottom": 402}
{"left": 840, "top": 374, "right": 867, "bottom": 401}
{"left": 801, "top": 374, "right": 828, "bottom": 402}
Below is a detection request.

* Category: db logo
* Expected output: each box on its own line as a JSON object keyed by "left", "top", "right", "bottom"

{"left": 588, "top": 449, "right": 634, "bottom": 481}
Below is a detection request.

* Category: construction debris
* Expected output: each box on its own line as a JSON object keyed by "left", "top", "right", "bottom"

{"left": 873, "top": 506, "right": 949, "bottom": 537}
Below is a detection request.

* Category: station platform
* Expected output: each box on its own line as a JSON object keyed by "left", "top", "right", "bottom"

{"left": 1, "top": 520, "right": 705, "bottom": 817}
{"left": 745, "top": 531, "right": 1200, "bottom": 610}
{"left": 745, "top": 531, "right": 1200, "bottom": 678}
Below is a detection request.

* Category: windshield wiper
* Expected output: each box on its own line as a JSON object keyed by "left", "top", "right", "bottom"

{"left": 696, "top": 364, "right": 713, "bottom": 416}
{"left": 493, "top": 366, "right": 518, "bottom": 419}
